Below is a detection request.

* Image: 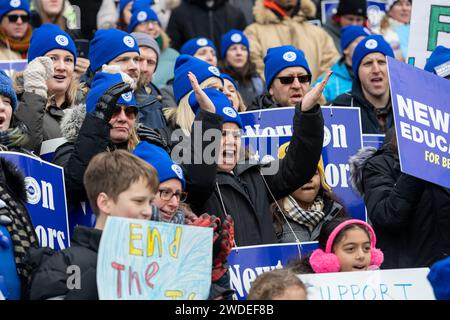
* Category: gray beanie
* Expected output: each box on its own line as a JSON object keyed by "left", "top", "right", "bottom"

{"left": 131, "top": 32, "right": 161, "bottom": 63}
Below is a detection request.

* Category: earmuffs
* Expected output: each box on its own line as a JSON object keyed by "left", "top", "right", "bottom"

{"left": 309, "top": 219, "right": 384, "bottom": 273}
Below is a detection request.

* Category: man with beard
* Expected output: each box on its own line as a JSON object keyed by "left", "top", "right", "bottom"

{"left": 332, "top": 35, "right": 394, "bottom": 134}
{"left": 131, "top": 32, "right": 167, "bottom": 129}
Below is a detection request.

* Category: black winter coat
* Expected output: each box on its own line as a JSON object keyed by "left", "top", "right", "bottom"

{"left": 362, "top": 145, "right": 450, "bottom": 269}
{"left": 167, "top": 0, "right": 247, "bottom": 51}
{"left": 247, "top": 93, "right": 283, "bottom": 111}
{"left": 28, "top": 226, "right": 101, "bottom": 300}
{"left": 135, "top": 84, "right": 168, "bottom": 129}
{"left": 332, "top": 80, "right": 394, "bottom": 134}
{"left": 189, "top": 106, "right": 324, "bottom": 246}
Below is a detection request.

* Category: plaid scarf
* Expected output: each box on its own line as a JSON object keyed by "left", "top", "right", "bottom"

{"left": 282, "top": 195, "right": 325, "bottom": 231}
{"left": 0, "top": 184, "right": 37, "bottom": 285}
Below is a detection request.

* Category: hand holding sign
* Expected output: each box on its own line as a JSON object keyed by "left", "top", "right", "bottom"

{"left": 188, "top": 71, "right": 215, "bottom": 113}
{"left": 301, "top": 71, "right": 332, "bottom": 112}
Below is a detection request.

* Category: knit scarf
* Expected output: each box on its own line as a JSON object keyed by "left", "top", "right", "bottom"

{"left": 0, "top": 122, "right": 29, "bottom": 151}
{"left": 0, "top": 184, "right": 38, "bottom": 285}
{"left": 282, "top": 195, "right": 325, "bottom": 231}
{"left": 0, "top": 26, "right": 32, "bottom": 55}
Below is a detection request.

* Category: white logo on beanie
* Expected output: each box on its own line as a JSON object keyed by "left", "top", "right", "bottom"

{"left": 121, "top": 92, "right": 133, "bottom": 102}
{"left": 283, "top": 51, "right": 297, "bottom": 62}
{"left": 223, "top": 107, "right": 237, "bottom": 118}
{"left": 137, "top": 11, "right": 147, "bottom": 22}
{"left": 55, "top": 35, "right": 69, "bottom": 46}
{"left": 208, "top": 66, "right": 220, "bottom": 77}
{"left": 171, "top": 164, "right": 184, "bottom": 180}
{"left": 231, "top": 33, "right": 242, "bottom": 43}
{"left": 10, "top": 0, "right": 21, "bottom": 8}
{"left": 196, "top": 38, "right": 208, "bottom": 46}
{"left": 365, "top": 39, "right": 378, "bottom": 50}
{"left": 123, "top": 36, "right": 135, "bottom": 48}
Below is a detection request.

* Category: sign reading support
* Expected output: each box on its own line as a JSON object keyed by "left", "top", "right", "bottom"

{"left": 299, "top": 268, "right": 435, "bottom": 300}
{"left": 97, "top": 217, "right": 213, "bottom": 300}
{"left": 387, "top": 57, "right": 450, "bottom": 188}
{"left": 0, "top": 152, "right": 70, "bottom": 250}
{"left": 407, "top": 0, "right": 450, "bottom": 67}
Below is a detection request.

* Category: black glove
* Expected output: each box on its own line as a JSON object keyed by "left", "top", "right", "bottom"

{"left": 94, "top": 82, "right": 132, "bottom": 122}
{"left": 137, "top": 123, "right": 170, "bottom": 152}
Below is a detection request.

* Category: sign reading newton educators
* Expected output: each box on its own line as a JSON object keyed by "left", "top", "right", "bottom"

{"left": 0, "top": 152, "right": 70, "bottom": 250}
{"left": 97, "top": 217, "right": 213, "bottom": 300}
{"left": 407, "top": 0, "right": 450, "bottom": 67}
{"left": 388, "top": 57, "right": 450, "bottom": 188}
{"left": 298, "top": 268, "right": 435, "bottom": 300}
{"left": 240, "top": 107, "right": 365, "bottom": 221}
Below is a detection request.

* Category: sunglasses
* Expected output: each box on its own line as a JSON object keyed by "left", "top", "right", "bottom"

{"left": 112, "top": 105, "right": 138, "bottom": 118}
{"left": 277, "top": 74, "right": 312, "bottom": 85}
{"left": 6, "top": 14, "right": 30, "bottom": 23}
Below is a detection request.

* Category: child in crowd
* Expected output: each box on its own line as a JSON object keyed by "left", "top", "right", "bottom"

{"left": 27, "top": 150, "right": 159, "bottom": 300}
{"left": 289, "top": 217, "right": 384, "bottom": 274}
{"left": 248, "top": 268, "right": 307, "bottom": 300}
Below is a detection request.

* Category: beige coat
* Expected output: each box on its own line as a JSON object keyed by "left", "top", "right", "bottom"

{"left": 244, "top": 0, "right": 339, "bottom": 83}
{"left": 0, "top": 45, "right": 22, "bottom": 61}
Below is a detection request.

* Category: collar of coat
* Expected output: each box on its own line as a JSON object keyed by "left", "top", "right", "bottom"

{"left": 253, "top": 0, "right": 316, "bottom": 24}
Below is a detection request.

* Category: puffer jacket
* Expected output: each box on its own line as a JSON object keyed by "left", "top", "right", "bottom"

{"left": 135, "top": 84, "right": 168, "bottom": 129}
{"left": 349, "top": 145, "right": 450, "bottom": 269}
{"left": 244, "top": 0, "right": 339, "bottom": 82}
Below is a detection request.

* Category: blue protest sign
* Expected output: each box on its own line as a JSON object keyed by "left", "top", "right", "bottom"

{"left": 97, "top": 217, "right": 213, "bottom": 300}
{"left": 0, "top": 152, "right": 70, "bottom": 250}
{"left": 228, "top": 242, "right": 319, "bottom": 300}
{"left": 388, "top": 57, "right": 450, "bottom": 188}
{"left": 0, "top": 60, "right": 27, "bottom": 78}
{"left": 240, "top": 106, "right": 366, "bottom": 220}
{"left": 362, "top": 134, "right": 385, "bottom": 149}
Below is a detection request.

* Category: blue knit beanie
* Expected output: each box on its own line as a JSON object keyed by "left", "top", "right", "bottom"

{"left": 424, "top": 46, "right": 450, "bottom": 78}
{"left": 86, "top": 72, "right": 136, "bottom": 114}
{"left": 352, "top": 35, "right": 394, "bottom": 80}
{"left": 0, "top": 71, "right": 18, "bottom": 111}
{"left": 0, "top": 0, "right": 30, "bottom": 20}
{"left": 264, "top": 45, "right": 311, "bottom": 90}
{"left": 28, "top": 24, "right": 76, "bottom": 64}
{"left": 427, "top": 257, "right": 450, "bottom": 300}
{"left": 220, "top": 29, "right": 249, "bottom": 59}
{"left": 89, "top": 29, "right": 140, "bottom": 72}
{"left": 119, "top": 0, "right": 133, "bottom": 16}
{"left": 128, "top": 7, "right": 160, "bottom": 33}
{"left": 340, "top": 25, "right": 371, "bottom": 52}
{"left": 133, "top": 141, "right": 186, "bottom": 189}
{"left": 180, "top": 37, "right": 217, "bottom": 57}
{"left": 188, "top": 88, "right": 242, "bottom": 128}
{"left": 221, "top": 73, "right": 238, "bottom": 90}
{"left": 173, "top": 54, "right": 223, "bottom": 104}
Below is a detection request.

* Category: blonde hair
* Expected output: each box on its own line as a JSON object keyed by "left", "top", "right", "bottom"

{"left": 164, "top": 77, "right": 221, "bottom": 134}
{"left": 236, "top": 90, "right": 247, "bottom": 112}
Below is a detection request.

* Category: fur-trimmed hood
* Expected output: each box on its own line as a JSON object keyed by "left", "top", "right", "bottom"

{"left": 253, "top": 0, "right": 316, "bottom": 24}
{"left": 348, "top": 146, "right": 378, "bottom": 196}
{"left": 60, "top": 103, "right": 86, "bottom": 142}
{"left": 0, "top": 157, "right": 27, "bottom": 203}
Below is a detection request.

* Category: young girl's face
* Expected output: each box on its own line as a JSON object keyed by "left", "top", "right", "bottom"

{"left": 333, "top": 227, "right": 371, "bottom": 272}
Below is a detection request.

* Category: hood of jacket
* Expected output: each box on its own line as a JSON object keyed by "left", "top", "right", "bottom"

{"left": 186, "top": 0, "right": 227, "bottom": 10}
{"left": 60, "top": 103, "right": 86, "bottom": 142}
{"left": 0, "top": 157, "right": 27, "bottom": 203}
{"left": 253, "top": 0, "right": 316, "bottom": 25}
{"left": 348, "top": 146, "right": 379, "bottom": 196}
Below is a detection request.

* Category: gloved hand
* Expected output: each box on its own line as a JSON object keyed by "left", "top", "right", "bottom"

{"left": 136, "top": 123, "right": 170, "bottom": 153}
{"left": 93, "top": 81, "right": 132, "bottom": 122}
{"left": 188, "top": 213, "right": 221, "bottom": 243}
{"left": 23, "top": 56, "right": 54, "bottom": 98}
{"left": 102, "top": 64, "right": 136, "bottom": 89}
{"left": 212, "top": 215, "right": 234, "bottom": 282}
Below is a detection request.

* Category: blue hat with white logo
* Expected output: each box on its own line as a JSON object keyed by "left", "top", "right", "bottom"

{"left": 352, "top": 34, "right": 394, "bottom": 79}
{"left": 220, "top": 29, "right": 249, "bottom": 59}
{"left": 128, "top": 7, "right": 160, "bottom": 33}
{"left": 86, "top": 72, "right": 136, "bottom": 114}
{"left": 264, "top": 45, "right": 311, "bottom": 90}
{"left": 180, "top": 37, "right": 217, "bottom": 57}
{"left": 0, "top": 0, "right": 30, "bottom": 21}
{"left": 424, "top": 45, "right": 450, "bottom": 78}
{"left": 28, "top": 24, "right": 76, "bottom": 64}
{"left": 0, "top": 71, "right": 18, "bottom": 111}
{"left": 133, "top": 141, "right": 186, "bottom": 189}
{"left": 188, "top": 88, "right": 242, "bottom": 128}
{"left": 340, "top": 25, "right": 371, "bottom": 51}
{"left": 89, "top": 29, "right": 140, "bottom": 72}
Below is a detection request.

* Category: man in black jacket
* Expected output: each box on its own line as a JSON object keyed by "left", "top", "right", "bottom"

{"left": 332, "top": 34, "right": 395, "bottom": 134}
{"left": 167, "top": 0, "right": 247, "bottom": 51}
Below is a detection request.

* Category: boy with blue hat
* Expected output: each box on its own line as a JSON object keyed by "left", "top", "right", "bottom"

{"left": 333, "top": 34, "right": 395, "bottom": 134}
{"left": 0, "top": 0, "right": 31, "bottom": 60}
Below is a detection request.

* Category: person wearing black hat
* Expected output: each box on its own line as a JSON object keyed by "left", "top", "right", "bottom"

{"left": 323, "top": 0, "right": 368, "bottom": 55}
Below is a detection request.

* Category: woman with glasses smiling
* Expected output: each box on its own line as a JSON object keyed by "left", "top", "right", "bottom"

{"left": 0, "top": 0, "right": 32, "bottom": 61}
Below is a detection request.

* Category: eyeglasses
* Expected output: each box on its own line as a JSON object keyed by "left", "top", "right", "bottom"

{"left": 112, "top": 105, "right": 138, "bottom": 118}
{"left": 277, "top": 74, "right": 312, "bottom": 85}
{"left": 6, "top": 14, "right": 30, "bottom": 23}
{"left": 158, "top": 189, "right": 188, "bottom": 202}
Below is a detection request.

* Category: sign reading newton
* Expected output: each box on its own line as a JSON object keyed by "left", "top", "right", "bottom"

{"left": 388, "top": 57, "right": 450, "bottom": 188}
{"left": 299, "top": 268, "right": 435, "bottom": 300}
{"left": 97, "top": 217, "right": 213, "bottom": 300}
